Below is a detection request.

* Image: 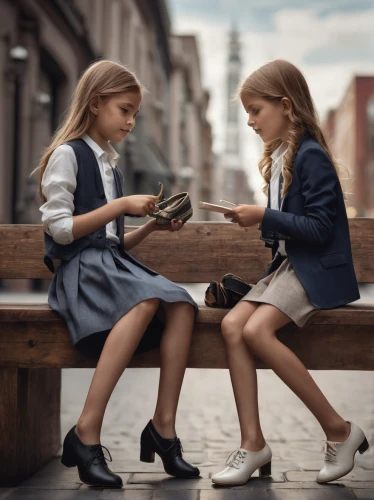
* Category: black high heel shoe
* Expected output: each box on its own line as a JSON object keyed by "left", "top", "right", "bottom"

{"left": 140, "top": 420, "right": 200, "bottom": 478}
{"left": 61, "top": 426, "right": 123, "bottom": 488}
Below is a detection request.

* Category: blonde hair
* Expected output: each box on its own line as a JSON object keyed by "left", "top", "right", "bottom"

{"left": 239, "top": 59, "right": 344, "bottom": 198}
{"left": 36, "top": 60, "right": 143, "bottom": 202}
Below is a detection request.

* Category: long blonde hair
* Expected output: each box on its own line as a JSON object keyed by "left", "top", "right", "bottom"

{"left": 239, "top": 59, "right": 342, "bottom": 198}
{"left": 36, "top": 60, "right": 143, "bottom": 202}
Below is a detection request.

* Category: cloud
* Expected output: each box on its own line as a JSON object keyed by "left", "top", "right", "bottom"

{"left": 303, "top": 9, "right": 374, "bottom": 64}
{"left": 170, "top": 0, "right": 374, "bottom": 31}
{"left": 317, "top": 0, "right": 374, "bottom": 17}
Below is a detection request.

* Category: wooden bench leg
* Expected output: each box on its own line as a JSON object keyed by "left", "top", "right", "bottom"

{"left": 0, "top": 367, "right": 61, "bottom": 486}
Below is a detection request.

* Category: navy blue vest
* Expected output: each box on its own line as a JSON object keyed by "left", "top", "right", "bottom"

{"left": 44, "top": 139, "right": 118, "bottom": 272}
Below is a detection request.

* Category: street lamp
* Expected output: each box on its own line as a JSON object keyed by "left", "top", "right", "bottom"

{"left": 35, "top": 91, "right": 51, "bottom": 107}
{"left": 9, "top": 45, "right": 29, "bottom": 62}
{"left": 9, "top": 45, "right": 28, "bottom": 223}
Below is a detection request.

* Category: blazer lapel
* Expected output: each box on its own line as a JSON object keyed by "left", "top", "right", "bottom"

{"left": 278, "top": 171, "right": 283, "bottom": 210}
{"left": 279, "top": 170, "right": 290, "bottom": 212}
{"left": 279, "top": 130, "right": 311, "bottom": 212}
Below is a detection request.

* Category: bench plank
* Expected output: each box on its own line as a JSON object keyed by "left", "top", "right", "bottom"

{"left": 0, "top": 307, "right": 373, "bottom": 370}
{"left": 1, "top": 220, "right": 374, "bottom": 282}
{"left": 1, "top": 302, "right": 374, "bottom": 325}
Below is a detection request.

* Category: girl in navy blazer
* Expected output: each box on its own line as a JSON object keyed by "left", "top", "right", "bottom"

{"left": 211, "top": 59, "right": 369, "bottom": 486}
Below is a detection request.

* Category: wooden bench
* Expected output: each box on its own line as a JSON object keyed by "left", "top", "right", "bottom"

{"left": 0, "top": 221, "right": 373, "bottom": 486}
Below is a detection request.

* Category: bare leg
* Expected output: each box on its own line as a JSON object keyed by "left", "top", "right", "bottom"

{"left": 152, "top": 302, "right": 195, "bottom": 438}
{"left": 76, "top": 298, "right": 160, "bottom": 444}
{"left": 221, "top": 301, "right": 266, "bottom": 452}
{"left": 242, "top": 304, "right": 350, "bottom": 442}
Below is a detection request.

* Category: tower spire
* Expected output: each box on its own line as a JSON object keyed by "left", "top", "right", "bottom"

{"left": 225, "top": 22, "right": 241, "bottom": 158}
{"left": 222, "top": 24, "right": 253, "bottom": 204}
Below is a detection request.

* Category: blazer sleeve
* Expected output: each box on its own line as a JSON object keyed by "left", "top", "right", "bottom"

{"left": 260, "top": 147, "right": 338, "bottom": 246}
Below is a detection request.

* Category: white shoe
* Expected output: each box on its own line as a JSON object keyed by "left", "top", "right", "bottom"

{"left": 211, "top": 444, "right": 272, "bottom": 486}
{"left": 317, "top": 421, "right": 369, "bottom": 483}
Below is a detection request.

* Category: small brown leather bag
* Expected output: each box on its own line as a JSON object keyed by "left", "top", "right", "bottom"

{"left": 204, "top": 273, "right": 253, "bottom": 308}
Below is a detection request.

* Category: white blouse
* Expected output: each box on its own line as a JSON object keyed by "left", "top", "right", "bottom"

{"left": 40, "top": 134, "right": 120, "bottom": 245}
{"left": 270, "top": 142, "right": 288, "bottom": 256}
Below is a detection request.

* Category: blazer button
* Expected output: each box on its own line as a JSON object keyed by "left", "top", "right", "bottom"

{"left": 97, "top": 234, "right": 103, "bottom": 239}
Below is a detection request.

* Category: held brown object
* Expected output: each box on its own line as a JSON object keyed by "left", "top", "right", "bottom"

{"left": 149, "top": 182, "right": 193, "bottom": 225}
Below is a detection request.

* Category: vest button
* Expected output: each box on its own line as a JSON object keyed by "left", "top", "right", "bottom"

{"left": 97, "top": 234, "right": 103, "bottom": 239}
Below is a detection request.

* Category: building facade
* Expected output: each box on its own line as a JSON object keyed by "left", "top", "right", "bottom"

{"left": 0, "top": 0, "right": 95, "bottom": 225}
{"left": 324, "top": 75, "right": 374, "bottom": 217}
{"left": 169, "top": 34, "right": 213, "bottom": 220}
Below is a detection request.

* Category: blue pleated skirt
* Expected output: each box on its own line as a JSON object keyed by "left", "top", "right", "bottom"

{"left": 48, "top": 239, "right": 198, "bottom": 358}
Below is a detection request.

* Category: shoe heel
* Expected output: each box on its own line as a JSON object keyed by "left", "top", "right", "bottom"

{"left": 358, "top": 437, "right": 369, "bottom": 454}
{"left": 61, "top": 449, "right": 76, "bottom": 468}
{"left": 259, "top": 461, "right": 272, "bottom": 478}
{"left": 140, "top": 442, "right": 155, "bottom": 463}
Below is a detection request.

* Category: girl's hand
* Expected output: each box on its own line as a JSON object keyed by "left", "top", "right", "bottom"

{"left": 124, "top": 195, "right": 159, "bottom": 217}
{"left": 224, "top": 205, "right": 265, "bottom": 227}
{"left": 147, "top": 218, "right": 184, "bottom": 232}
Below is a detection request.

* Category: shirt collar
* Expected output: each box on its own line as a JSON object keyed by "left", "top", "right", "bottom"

{"left": 270, "top": 142, "right": 288, "bottom": 162}
{"left": 82, "top": 134, "right": 120, "bottom": 165}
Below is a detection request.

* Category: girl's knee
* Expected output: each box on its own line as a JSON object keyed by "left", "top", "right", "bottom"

{"left": 242, "top": 323, "right": 274, "bottom": 349}
{"left": 221, "top": 315, "right": 244, "bottom": 345}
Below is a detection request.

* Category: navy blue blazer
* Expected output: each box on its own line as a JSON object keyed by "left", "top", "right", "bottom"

{"left": 259, "top": 134, "right": 360, "bottom": 309}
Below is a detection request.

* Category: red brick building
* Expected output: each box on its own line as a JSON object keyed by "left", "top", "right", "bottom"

{"left": 324, "top": 76, "right": 374, "bottom": 217}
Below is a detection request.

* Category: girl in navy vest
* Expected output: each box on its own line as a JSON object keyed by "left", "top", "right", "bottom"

{"left": 38, "top": 60, "right": 200, "bottom": 488}
{"left": 211, "top": 60, "right": 369, "bottom": 486}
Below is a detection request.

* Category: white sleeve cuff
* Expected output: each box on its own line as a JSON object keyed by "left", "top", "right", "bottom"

{"left": 44, "top": 217, "right": 74, "bottom": 245}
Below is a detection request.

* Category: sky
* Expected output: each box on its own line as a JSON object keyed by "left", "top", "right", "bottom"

{"left": 168, "top": 0, "right": 374, "bottom": 200}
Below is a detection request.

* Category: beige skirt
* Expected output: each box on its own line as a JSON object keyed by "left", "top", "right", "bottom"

{"left": 241, "top": 257, "right": 319, "bottom": 327}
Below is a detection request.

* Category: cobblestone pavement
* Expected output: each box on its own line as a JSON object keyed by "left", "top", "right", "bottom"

{"left": 0, "top": 286, "right": 373, "bottom": 499}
